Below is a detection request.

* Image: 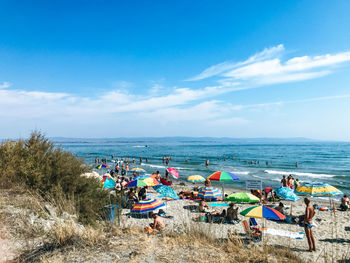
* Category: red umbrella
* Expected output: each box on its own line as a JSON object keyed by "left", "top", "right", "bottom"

{"left": 166, "top": 167, "right": 179, "bottom": 179}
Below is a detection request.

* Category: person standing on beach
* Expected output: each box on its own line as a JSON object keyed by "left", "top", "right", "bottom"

{"left": 281, "top": 175, "right": 287, "bottom": 187}
{"left": 304, "top": 198, "right": 316, "bottom": 252}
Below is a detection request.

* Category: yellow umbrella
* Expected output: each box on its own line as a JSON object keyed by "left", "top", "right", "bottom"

{"left": 187, "top": 175, "right": 205, "bottom": 182}
{"left": 295, "top": 182, "right": 342, "bottom": 197}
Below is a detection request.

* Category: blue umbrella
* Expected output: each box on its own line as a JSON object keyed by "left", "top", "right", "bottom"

{"left": 102, "top": 177, "right": 116, "bottom": 189}
{"left": 276, "top": 187, "right": 300, "bottom": 202}
{"left": 153, "top": 185, "right": 179, "bottom": 200}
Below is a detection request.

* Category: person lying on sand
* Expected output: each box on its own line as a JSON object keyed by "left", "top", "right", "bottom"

{"left": 275, "top": 202, "right": 285, "bottom": 215}
{"left": 199, "top": 199, "right": 210, "bottom": 212}
{"left": 181, "top": 190, "right": 196, "bottom": 199}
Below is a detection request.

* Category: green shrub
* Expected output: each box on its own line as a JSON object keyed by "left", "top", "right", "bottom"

{"left": 0, "top": 131, "right": 114, "bottom": 224}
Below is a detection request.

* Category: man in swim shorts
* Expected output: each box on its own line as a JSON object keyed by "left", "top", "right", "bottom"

{"left": 304, "top": 198, "right": 316, "bottom": 252}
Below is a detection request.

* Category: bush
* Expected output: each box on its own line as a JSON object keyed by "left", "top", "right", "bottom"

{"left": 0, "top": 131, "right": 114, "bottom": 224}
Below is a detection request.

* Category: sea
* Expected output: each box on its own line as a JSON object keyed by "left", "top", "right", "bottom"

{"left": 55, "top": 138, "right": 350, "bottom": 195}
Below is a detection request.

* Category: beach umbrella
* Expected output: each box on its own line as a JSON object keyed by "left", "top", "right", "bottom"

{"left": 225, "top": 192, "right": 260, "bottom": 203}
{"left": 102, "top": 177, "right": 116, "bottom": 189}
{"left": 130, "top": 168, "right": 146, "bottom": 174}
{"left": 187, "top": 175, "right": 205, "bottom": 183}
{"left": 131, "top": 198, "right": 165, "bottom": 213}
{"left": 198, "top": 187, "right": 222, "bottom": 200}
{"left": 207, "top": 171, "right": 239, "bottom": 199}
{"left": 125, "top": 177, "right": 160, "bottom": 187}
{"left": 153, "top": 185, "right": 179, "bottom": 200}
{"left": 240, "top": 205, "right": 286, "bottom": 220}
{"left": 134, "top": 174, "right": 150, "bottom": 180}
{"left": 295, "top": 182, "right": 343, "bottom": 197}
{"left": 96, "top": 164, "right": 110, "bottom": 170}
{"left": 166, "top": 167, "right": 180, "bottom": 179}
{"left": 207, "top": 171, "right": 240, "bottom": 182}
{"left": 276, "top": 187, "right": 300, "bottom": 201}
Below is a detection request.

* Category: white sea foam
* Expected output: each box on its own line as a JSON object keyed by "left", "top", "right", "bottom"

{"left": 173, "top": 166, "right": 194, "bottom": 170}
{"left": 231, "top": 171, "right": 249, "bottom": 175}
{"left": 141, "top": 163, "right": 166, "bottom": 169}
{"left": 264, "top": 170, "right": 336, "bottom": 178}
{"left": 271, "top": 178, "right": 282, "bottom": 182}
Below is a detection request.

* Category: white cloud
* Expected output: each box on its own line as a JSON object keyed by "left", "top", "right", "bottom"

{"left": 188, "top": 45, "right": 350, "bottom": 86}
{"left": 0, "top": 82, "right": 11, "bottom": 89}
{"left": 186, "top": 44, "right": 285, "bottom": 81}
{"left": 0, "top": 81, "right": 236, "bottom": 120}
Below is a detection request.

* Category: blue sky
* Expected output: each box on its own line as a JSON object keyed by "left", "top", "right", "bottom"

{"left": 1, "top": 1, "right": 350, "bottom": 140}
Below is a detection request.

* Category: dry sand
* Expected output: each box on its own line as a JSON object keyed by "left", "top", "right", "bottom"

{"left": 119, "top": 181, "right": 350, "bottom": 263}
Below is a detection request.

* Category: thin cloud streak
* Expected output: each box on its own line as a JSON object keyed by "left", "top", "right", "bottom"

{"left": 188, "top": 45, "right": 350, "bottom": 87}
{"left": 231, "top": 94, "right": 350, "bottom": 111}
{"left": 186, "top": 44, "right": 285, "bottom": 81}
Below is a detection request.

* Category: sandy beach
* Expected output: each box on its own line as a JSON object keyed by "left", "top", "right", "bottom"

{"left": 118, "top": 181, "right": 350, "bottom": 262}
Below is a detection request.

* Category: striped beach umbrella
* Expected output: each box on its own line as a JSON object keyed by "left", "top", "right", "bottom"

{"left": 207, "top": 171, "right": 239, "bottom": 200}
{"left": 225, "top": 192, "right": 260, "bottom": 203}
{"left": 240, "top": 205, "right": 286, "bottom": 220}
{"left": 131, "top": 198, "right": 165, "bottom": 213}
{"left": 96, "top": 164, "right": 110, "bottom": 170}
{"left": 207, "top": 171, "right": 239, "bottom": 181}
{"left": 166, "top": 167, "right": 180, "bottom": 179}
{"left": 187, "top": 175, "right": 205, "bottom": 183}
{"left": 295, "top": 182, "right": 343, "bottom": 197}
{"left": 198, "top": 187, "right": 222, "bottom": 200}
{"left": 125, "top": 177, "right": 160, "bottom": 187}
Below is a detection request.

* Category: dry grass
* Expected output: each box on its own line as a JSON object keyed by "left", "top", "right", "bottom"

{"left": 50, "top": 221, "right": 105, "bottom": 247}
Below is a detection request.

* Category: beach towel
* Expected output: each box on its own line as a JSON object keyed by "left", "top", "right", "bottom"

{"left": 208, "top": 203, "right": 229, "bottom": 207}
{"left": 262, "top": 228, "right": 304, "bottom": 239}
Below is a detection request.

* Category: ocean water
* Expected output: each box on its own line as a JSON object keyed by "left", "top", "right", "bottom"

{"left": 55, "top": 139, "right": 350, "bottom": 194}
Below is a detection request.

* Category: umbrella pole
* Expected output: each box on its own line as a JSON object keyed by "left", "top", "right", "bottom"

{"left": 221, "top": 183, "right": 225, "bottom": 201}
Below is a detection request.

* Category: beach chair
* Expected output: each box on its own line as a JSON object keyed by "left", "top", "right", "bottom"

{"left": 249, "top": 218, "right": 258, "bottom": 227}
{"left": 242, "top": 220, "right": 261, "bottom": 242}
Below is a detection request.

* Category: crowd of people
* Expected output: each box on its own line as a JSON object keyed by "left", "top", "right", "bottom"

{"left": 95, "top": 155, "right": 348, "bottom": 254}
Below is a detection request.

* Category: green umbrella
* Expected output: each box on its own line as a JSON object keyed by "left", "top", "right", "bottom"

{"left": 225, "top": 192, "right": 259, "bottom": 203}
